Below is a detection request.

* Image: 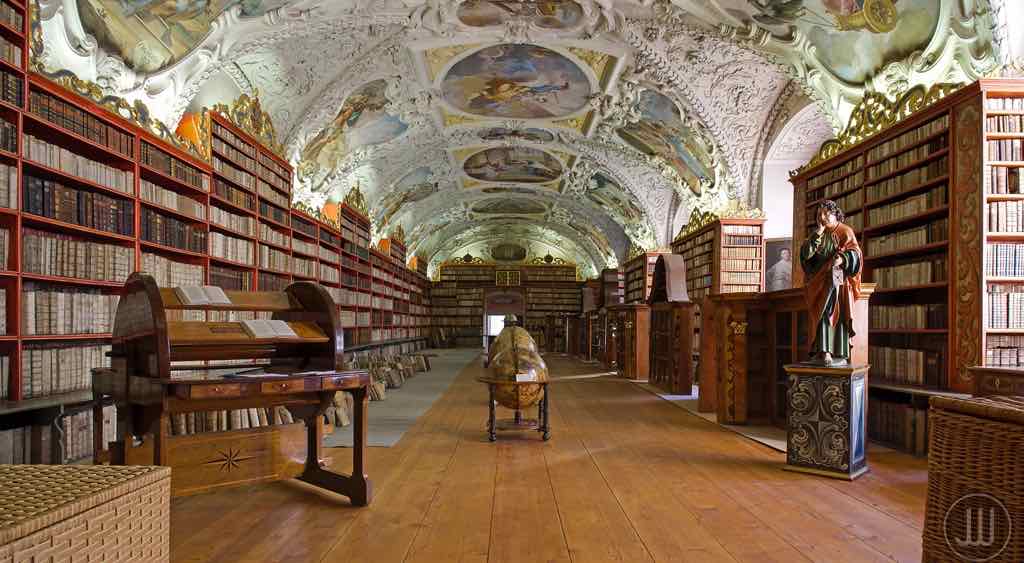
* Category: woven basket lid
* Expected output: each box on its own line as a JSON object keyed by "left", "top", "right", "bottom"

{"left": 0, "top": 465, "right": 170, "bottom": 545}
{"left": 930, "top": 395, "right": 1024, "bottom": 426}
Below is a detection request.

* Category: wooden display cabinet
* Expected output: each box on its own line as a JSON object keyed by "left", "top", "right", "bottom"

{"left": 608, "top": 303, "right": 650, "bottom": 381}
{"left": 648, "top": 255, "right": 696, "bottom": 394}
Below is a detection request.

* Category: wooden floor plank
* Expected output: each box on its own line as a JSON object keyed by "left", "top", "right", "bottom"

{"left": 168, "top": 351, "right": 929, "bottom": 563}
{"left": 543, "top": 390, "right": 655, "bottom": 562}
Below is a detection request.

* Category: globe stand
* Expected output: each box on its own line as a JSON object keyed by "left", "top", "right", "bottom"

{"left": 480, "top": 379, "right": 550, "bottom": 442}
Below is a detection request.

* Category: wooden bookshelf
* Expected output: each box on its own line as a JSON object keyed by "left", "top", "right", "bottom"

{"left": 791, "top": 79, "right": 1024, "bottom": 396}
{"left": 787, "top": 79, "right": 1024, "bottom": 454}
{"left": 0, "top": 56, "right": 427, "bottom": 444}
{"left": 599, "top": 267, "right": 622, "bottom": 308}
{"left": 622, "top": 251, "right": 667, "bottom": 304}
{"left": 670, "top": 213, "right": 765, "bottom": 378}
{"left": 671, "top": 213, "right": 766, "bottom": 300}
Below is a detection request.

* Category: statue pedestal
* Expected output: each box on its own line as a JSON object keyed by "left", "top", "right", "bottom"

{"left": 783, "top": 363, "right": 869, "bottom": 480}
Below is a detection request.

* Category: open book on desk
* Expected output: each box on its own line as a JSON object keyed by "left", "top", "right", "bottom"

{"left": 174, "top": 285, "right": 232, "bottom": 306}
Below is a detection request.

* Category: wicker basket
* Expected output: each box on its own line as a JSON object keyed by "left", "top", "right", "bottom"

{"left": 923, "top": 396, "right": 1024, "bottom": 563}
{"left": 0, "top": 465, "right": 171, "bottom": 562}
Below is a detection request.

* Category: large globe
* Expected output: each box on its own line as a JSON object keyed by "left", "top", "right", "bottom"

{"left": 488, "top": 326, "right": 549, "bottom": 410}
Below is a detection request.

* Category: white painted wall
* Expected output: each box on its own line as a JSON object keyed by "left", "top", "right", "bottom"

{"left": 760, "top": 160, "right": 802, "bottom": 239}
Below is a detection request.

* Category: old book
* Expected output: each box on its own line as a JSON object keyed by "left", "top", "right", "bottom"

{"left": 0, "top": 428, "right": 12, "bottom": 464}
{"left": 174, "top": 285, "right": 231, "bottom": 306}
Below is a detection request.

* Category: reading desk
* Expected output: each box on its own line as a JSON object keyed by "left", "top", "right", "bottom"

{"left": 93, "top": 273, "right": 373, "bottom": 505}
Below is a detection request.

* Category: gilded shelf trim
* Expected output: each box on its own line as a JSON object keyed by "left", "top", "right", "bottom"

{"left": 674, "top": 209, "right": 718, "bottom": 241}
{"left": 344, "top": 183, "right": 370, "bottom": 218}
{"left": 209, "top": 91, "right": 285, "bottom": 158}
{"left": 793, "top": 82, "right": 963, "bottom": 176}
{"left": 526, "top": 256, "right": 575, "bottom": 266}
{"left": 390, "top": 224, "right": 406, "bottom": 245}
{"left": 293, "top": 201, "right": 340, "bottom": 230}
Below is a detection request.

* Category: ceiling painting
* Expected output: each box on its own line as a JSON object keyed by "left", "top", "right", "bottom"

{"left": 586, "top": 173, "right": 644, "bottom": 226}
{"left": 716, "top": 0, "right": 940, "bottom": 84}
{"left": 565, "top": 47, "right": 615, "bottom": 85}
{"left": 471, "top": 198, "right": 549, "bottom": 215}
{"left": 297, "top": 79, "right": 408, "bottom": 183}
{"left": 618, "top": 90, "right": 714, "bottom": 196}
{"left": 441, "top": 44, "right": 592, "bottom": 119}
{"left": 478, "top": 127, "right": 555, "bottom": 143}
{"left": 39, "top": 0, "right": 998, "bottom": 283}
{"left": 490, "top": 242, "right": 529, "bottom": 261}
{"left": 73, "top": 0, "right": 287, "bottom": 74}
{"left": 425, "top": 44, "right": 485, "bottom": 81}
{"left": 375, "top": 167, "right": 438, "bottom": 228}
{"left": 456, "top": 0, "right": 584, "bottom": 29}
{"left": 463, "top": 147, "right": 563, "bottom": 183}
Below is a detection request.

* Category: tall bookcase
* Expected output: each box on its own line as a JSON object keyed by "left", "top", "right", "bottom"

{"left": 622, "top": 251, "right": 667, "bottom": 304}
{"left": 671, "top": 214, "right": 766, "bottom": 300}
{"left": 0, "top": 8, "right": 428, "bottom": 461}
{"left": 599, "top": 267, "right": 623, "bottom": 307}
{"left": 430, "top": 261, "right": 581, "bottom": 350}
{"left": 670, "top": 213, "right": 765, "bottom": 376}
{"left": 432, "top": 262, "right": 492, "bottom": 345}
{"left": 523, "top": 264, "right": 580, "bottom": 352}
{"left": 791, "top": 79, "right": 1024, "bottom": 397}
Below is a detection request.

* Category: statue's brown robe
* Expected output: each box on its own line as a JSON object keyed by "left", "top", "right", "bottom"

{"left": 800, "top": 222, "right": 863, "bottom": 359}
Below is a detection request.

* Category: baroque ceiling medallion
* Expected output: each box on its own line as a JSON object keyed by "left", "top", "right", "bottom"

{"left": 463, "top": 147, "right": 564, "bottom": 183}
{"left": 425, "top": 43, "right": 486, "bottom": 81}
{"left": 440, "top": 44, "right": 593, "bottom": 119}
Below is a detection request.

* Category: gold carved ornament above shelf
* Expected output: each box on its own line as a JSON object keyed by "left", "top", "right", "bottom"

{"left": 292, "top": 201, "right": 340, "bottom": 231}
{"left": 793, "top": 82, "right": 963, "bottom": 177}
{"left": 673, "top": 202, "right": 765, "bottom": 242}
{"left": 208, "top": 91, "right": 285, "bottom": 159}
{"left": 674, "top": 209, "right": 718, "bottom": 241}
{"left": 344, "top": 183, "right": 370, "bottom": 219}
{"left": 389, "top": 224, "right": 406, "bottom": 246}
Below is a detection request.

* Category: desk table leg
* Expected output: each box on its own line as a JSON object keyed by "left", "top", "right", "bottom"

{"left": 296, "top": 387, "right": 373, "bottom": 506}
{"left": 488, "top": 384, "right": 497, "bottom": 442}
{"left": 542, "top": 384, "right": 551, "bottom": 441}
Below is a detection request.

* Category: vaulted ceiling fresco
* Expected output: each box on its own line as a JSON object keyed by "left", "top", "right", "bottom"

{"left": 35, "top": 0, "right": 1005, "bottom": 275}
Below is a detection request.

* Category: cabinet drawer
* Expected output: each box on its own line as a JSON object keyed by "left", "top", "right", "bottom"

{"left": 261, "top": 378, "right": 305, "bottom": 394}
{"left": 323, "top": 375, "right": 359, "bottom": 390}
{"left": 191, "top": 383, "right": 242, "bottom": 399}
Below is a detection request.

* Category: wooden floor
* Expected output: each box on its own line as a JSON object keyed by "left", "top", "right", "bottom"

{"left": 170, "top": 353, "right": 929, "bottom": 563}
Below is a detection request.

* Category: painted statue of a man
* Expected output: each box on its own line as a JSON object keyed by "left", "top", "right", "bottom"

{"left": 800, "top": 200, "right": 863, "bottom": 366}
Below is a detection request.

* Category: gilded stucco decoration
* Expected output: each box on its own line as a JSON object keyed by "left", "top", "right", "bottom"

{"left": 209, "top": 91, "right": 285, "bottom": 158}
{"left": 32, "top": 0, "right": 1001, "bottom": 275}
{"left": 794, "top": 82, "right": 963, "bottom": 175}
